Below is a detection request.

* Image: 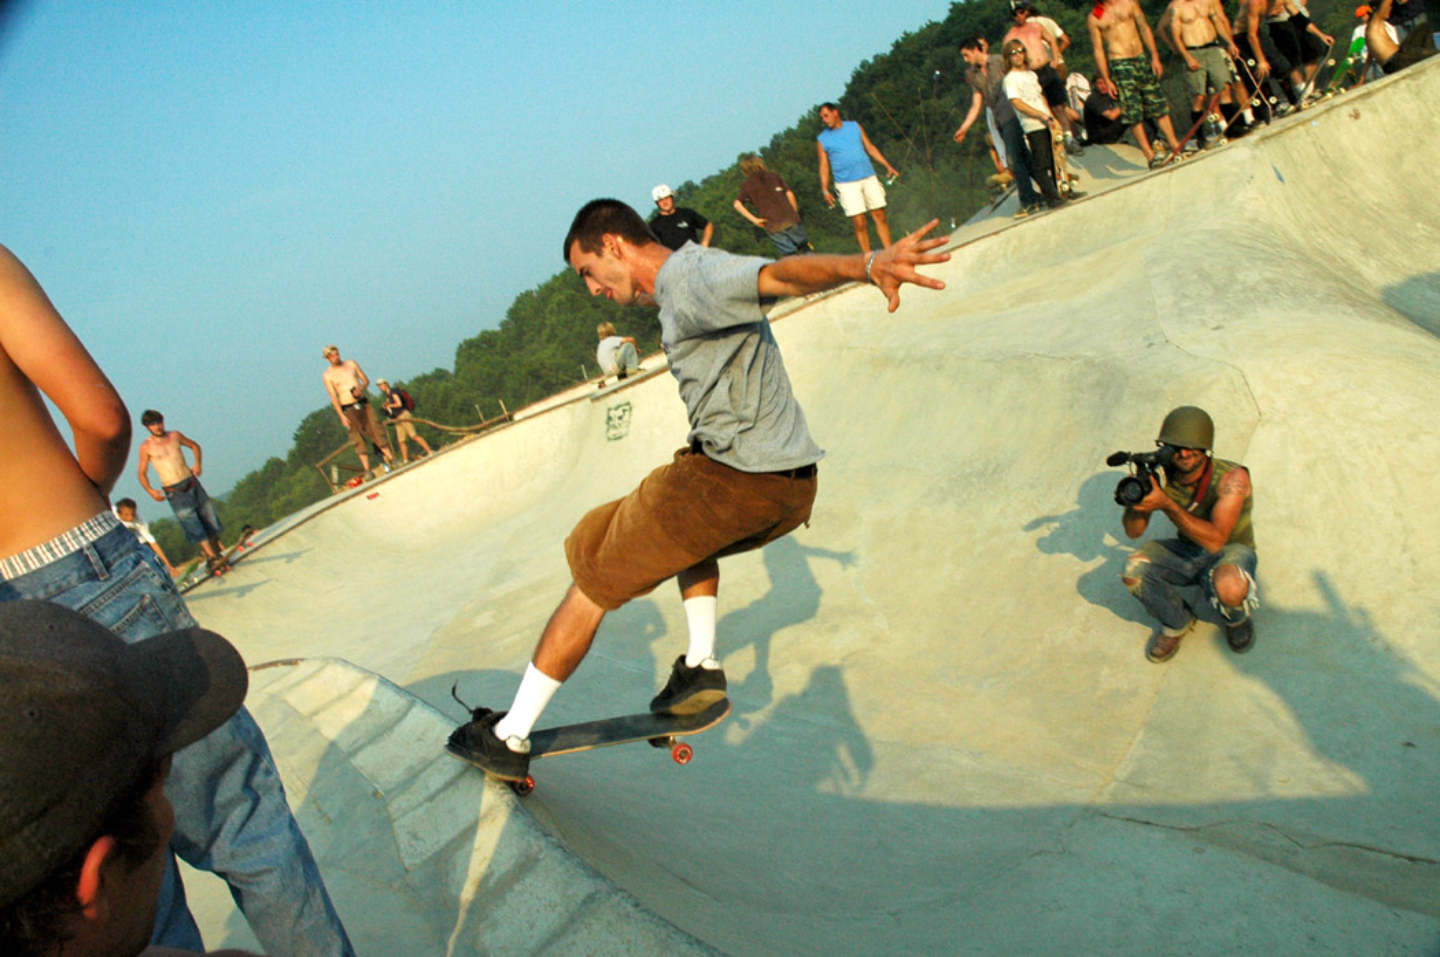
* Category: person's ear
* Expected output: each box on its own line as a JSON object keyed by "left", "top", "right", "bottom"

{"left": 75, "top": 836, "right": 117, "bottom": 921}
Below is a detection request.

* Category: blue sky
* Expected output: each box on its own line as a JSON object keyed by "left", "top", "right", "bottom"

{"left": 1, "top": 0, "right": 950, "bottom": 509}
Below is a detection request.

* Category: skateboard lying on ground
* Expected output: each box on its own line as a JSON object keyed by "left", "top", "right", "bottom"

{"left": 462, "top": 698, "right": 732, "bottom": 796}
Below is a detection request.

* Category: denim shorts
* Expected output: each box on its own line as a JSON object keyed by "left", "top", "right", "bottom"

{"left": 164, "top": 476, "right": 224, "bottom": 544}
{"left": 1, "top": 517, "right": 355, "bottom": 956}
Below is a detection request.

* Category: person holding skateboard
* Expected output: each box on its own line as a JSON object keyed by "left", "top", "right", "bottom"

{"left": 1118, "top": 406, "right": 1258, "bottom": 663}
{"left": 447, "top": 199, "right": 950, "bottom": 781}
{"left": 136, "top": 411, "right": 227, "bottom": 575}
{"left": 1001, "top": 39, "right": 1069, "bottom": 210}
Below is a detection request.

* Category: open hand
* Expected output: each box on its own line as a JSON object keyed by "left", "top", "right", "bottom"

{"left": 868, "top": 220, "right": 951, "bottom": 313}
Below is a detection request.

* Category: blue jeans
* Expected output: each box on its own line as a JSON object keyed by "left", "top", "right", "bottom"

{"left": 1123, "top": 537, "right": 1259, "bottom": 632}
{"left": 998, "top": 115, "right": 1041, "bottom": 208}
{"left": 0, "top": 520, "right": 355, "bottom": 957}
{"left": 164, "top": 476, "right": 223, "bottom": 544}
{"left": 767, "top": 223, "right": 811, "bottom": 256}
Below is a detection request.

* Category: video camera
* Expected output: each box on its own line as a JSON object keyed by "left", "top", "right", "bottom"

{"left": 1105, "top": 445, "right": 1178, "bottom": 506}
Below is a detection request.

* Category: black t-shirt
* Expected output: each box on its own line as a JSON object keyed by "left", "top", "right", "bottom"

{"left": 648, "top": 207, "right": 710, "bottom": 251}
{"left": 1083, "top": 90, "right": 1127, "bottom": 145}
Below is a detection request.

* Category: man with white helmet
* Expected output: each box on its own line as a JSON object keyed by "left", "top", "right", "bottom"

{"left": 647, "top": 184, "right": 713, "bottom": 251}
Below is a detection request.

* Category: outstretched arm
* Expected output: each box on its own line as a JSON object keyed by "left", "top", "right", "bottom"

{"left": 0, "top": 244, "right": 129, "bottom": 496}
{"left": 954, "top": 89, "right": 987, "bottom": 142}
{"left": 757, "top": 221, "right": 950, "bottom": 313}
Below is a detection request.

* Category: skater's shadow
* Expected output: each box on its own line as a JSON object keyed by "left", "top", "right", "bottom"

{"left": 717, "top": 536, "right": 854, "bottom": 715}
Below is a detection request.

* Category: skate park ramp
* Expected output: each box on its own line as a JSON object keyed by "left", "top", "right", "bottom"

{"left": 178, "top": 60, "right": 1440, "bottom": 956}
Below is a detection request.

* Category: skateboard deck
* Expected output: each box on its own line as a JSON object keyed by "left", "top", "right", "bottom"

{"left": 486, "top": 698, "right": 732, "bottom": 796}
{"left": 1049, "top": 124, "right": 1074, "bottom": 198}
{"left": 209, "top": 525, "right": 256, "bottom": 578}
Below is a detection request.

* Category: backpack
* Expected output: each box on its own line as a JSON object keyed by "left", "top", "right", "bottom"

{"left": 396, "top": 388, "right": 416, "bottom": 412}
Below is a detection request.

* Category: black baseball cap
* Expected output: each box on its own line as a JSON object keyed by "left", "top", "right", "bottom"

{"left": 0, "top": 601, "right": 248, "bottom": 909}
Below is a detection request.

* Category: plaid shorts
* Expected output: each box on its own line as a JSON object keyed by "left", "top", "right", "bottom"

{"left": 1111, "top": 56, "right": 1171, "bottom": 124}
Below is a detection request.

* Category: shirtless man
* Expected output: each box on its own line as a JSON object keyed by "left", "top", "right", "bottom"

{"left": 0, "top": 243, "right": 355, "bottom": 956}
{"left": 1167, "top": 0, "right": 1243, "bottom": 143}
{"left": 1088, "top": 0, "right": 1185, "bottom": 166}
{"left": 136, "top": 411, "right": 224, "bottom": 567}
{"left": 1005, "top": 3, "right": 1085, "bottom": 150}
{"left": 322, "top": 344, "right": 394, "bottom": 480}
{"left": 1363, "top": 0, "right": 1434, "bottom": 74}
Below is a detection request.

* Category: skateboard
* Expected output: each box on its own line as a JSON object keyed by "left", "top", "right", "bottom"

{"left": 1161, "top": 90, "right": 1224, "bottom": 167}
{"left": 1314, "top": 36, "right": 1369, "bottom": 98}
{"left": 207, "top": 525, "right": 257, "bottom": 579}
{"left": 453, "top": 696, "right": 732, "bottom": 796}
{"left": 1049, "top": 124, "right": 1075, "bottom": 198}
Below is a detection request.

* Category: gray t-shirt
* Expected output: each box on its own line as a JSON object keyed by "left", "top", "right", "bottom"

{"left": 653, "top": 244, "right": 823, "bottom": 473}
{"left": 967, "top": 55, "right": 1017, "bottom": 127}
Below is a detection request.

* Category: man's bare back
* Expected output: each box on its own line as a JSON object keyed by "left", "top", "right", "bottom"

{"left": 0, "top": 244, "right": 129, "bottom": 559}
{"left": 1095, "top": 0, "right": 1150, "bottom": 57}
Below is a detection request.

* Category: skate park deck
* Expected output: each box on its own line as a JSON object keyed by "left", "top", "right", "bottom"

{"left": 177, "top": 59, "right": 1440, "bottom": 956}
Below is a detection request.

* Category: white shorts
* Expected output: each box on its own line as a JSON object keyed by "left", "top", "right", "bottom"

{"left": 834, "top": 175, "right": 887, "bottom": 218}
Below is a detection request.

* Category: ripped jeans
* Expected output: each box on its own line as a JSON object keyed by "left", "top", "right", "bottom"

{"left": 1123, "top": 538, "right": 1258, "bottom": 633}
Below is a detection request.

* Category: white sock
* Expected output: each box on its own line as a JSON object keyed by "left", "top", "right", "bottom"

{"left": 1242, "top": 108, "right": 1254, "bottom": 123}
{"left": 683, "top": 595, "right": 718, "bottom": 668}
{"left": 492, "top": 663, "right": 561, "bottom": 745}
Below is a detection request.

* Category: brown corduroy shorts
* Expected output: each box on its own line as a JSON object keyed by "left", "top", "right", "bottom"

{"left": 565, "top": 447, "right": 818, "bottom": 610}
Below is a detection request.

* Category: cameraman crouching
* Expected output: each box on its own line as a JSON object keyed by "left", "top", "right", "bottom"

{"left": 1120, "top": 406, "right": 1258, "bottom": 663}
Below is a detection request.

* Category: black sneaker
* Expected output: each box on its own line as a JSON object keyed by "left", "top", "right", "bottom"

{"left": 650, "top": 655, "right": 727, "bottom": 715}
{"left": 1225, "top": 619, "right": 1256, "bottom": 654}
{"left": 445, "top": 708, "right": 530, "bottom": 781}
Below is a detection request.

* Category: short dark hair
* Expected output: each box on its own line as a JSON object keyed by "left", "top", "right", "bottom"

{"left": 0, "top": 763, "right": 165, "bottom": 957}
{"left": 140, "top": 410, "right": 163, "bottom": 427}
{"left": 818, "top": 102, "right": 840, "bottom": 115}
{"left": 562, "top": 199, "right": 656, "bottom": 263}
{"left": 114, "top": 498, "right": 137, "bottom": 511}
{"left": 960, "top": 36, "right": 987, "bottom": 53}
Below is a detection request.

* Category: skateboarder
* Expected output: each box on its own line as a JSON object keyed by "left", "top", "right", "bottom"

{"left": 1119, "top": 406, "right": 1258, "bottom": 662}
{"left": 447, "top": 199, "right": 950, "bottom": 780}
{"left": 136, "top": 411, "right": 225, "bottom": 573}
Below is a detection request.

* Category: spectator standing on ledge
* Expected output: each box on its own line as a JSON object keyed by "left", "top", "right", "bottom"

{"left": 647, "top": 185, "right": 713, "bottom": 251}
{"left": 377, "top": 378, "right": 433, "bottom": 463}
{"left": 135, "top": 411, "right": 225, "bottom": 575}
{"left": 816, "top": 103, "right": 900, "bottom": 255}
{"left": 1005, "top": 3, "right": 1086, "bottom": 154}
{"left": 955, "top": 37, "right": 1046, "bottom": 216}
{"left": 1088, "top": 0, "right": 1186, "bottom": 168}
{"left": 1001, "top": 40, "right": 1068, "bottom": 212}
{"left": 733, "top": 155, "right": 812, "bottom": 256}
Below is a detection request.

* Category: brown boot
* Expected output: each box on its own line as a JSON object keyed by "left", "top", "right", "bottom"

{"left": 1145, "top": 621, "right": 1193, "bottom": 663}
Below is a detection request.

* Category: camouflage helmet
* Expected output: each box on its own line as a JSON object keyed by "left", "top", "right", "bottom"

{"left": 1157, "top": 406, "right": 1214, "bottom": 451}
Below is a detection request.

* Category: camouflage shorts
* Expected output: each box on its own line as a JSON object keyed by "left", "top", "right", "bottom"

{"left": 1110, "top": 56, "right": 1170, "bottom": 124}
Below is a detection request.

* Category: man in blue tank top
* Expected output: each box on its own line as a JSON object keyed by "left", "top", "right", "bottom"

{"left": 815, "top": 103, "right": 901, "bottom": 255}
